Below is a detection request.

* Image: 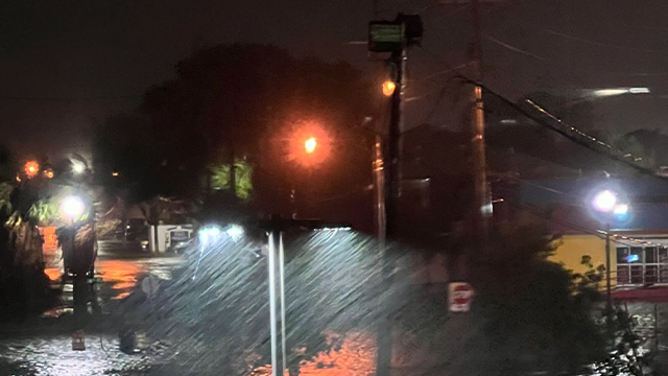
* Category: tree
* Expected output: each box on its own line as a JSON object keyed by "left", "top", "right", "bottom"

{"left": 95, "top": 44, "right": 374, "bottom": 228}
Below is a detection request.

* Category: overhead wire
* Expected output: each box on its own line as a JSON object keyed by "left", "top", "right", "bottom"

{"left": 457, "top": 76, "right": 668, "bottom": 182}
{"left": 414, "top": 45, "right": 665, "bottom": 180}
{"left": 0, "top": 95, "right": 142, "bottom": 102}
{"left": 482, "top": 34, "right": 548, "bottom": 60}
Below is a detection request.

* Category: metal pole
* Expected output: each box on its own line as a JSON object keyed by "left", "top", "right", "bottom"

{"left": 279, "top": 233, "right": 287, "bottom": 373}
{"left": 374, "top": 134, "right": 386, "bottom": 242}
{"left": 267, "top": 232, "right": 284, "bottom": 376}
{"left": 606, "top": 224, "right": 612, "bottom": 312}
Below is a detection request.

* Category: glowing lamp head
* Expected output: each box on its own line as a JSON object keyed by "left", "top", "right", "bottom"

{"left": 592, "top": 190, "right": 617, "bottom": 212}
{"left": 382, "top": 80, "right": 396, "bottom": 97}
{"left": 71, "top": 160, "right": 86, "bottom": 175}
{"left": 24, "top": 161, "right": 39, "bottom": 178}
{"left": 304, "top": 137, "right": 317, "bottom": 154}
{"left": 44, "top": 168, "right": 54, "bottom": 179}
{"left": 60, "top": 196, "right": 85, "bottom": 222}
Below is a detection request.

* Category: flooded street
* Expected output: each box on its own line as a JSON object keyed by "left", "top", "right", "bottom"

{"left": 0, "top": 241, "right": 184, "bottom": 376}
{"left": 43, "top": 240, "right": 182, "bottom": 315}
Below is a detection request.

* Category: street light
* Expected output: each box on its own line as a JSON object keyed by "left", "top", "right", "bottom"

{"left": 60, "top": 195, "right": 86, "bottom": 224}
{"left": 382, "top": 80, "right": 396, "bottom": 97}
{"left": 24, "top": 160, "right": 39, "bottom": 178}
{"left": 591, "top": 87, "right": 650, "bottom": 97}
{"left": 72, "top": 160, "right": 86, "bottom": 175}
{"left": 304, "top": 137, "right": 317, "bottom": 154}
{"left": 590, "top": 188, "right": 631, "bottom": 318}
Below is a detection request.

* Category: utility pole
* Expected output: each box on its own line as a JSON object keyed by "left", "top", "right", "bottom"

{"left": 469, "top": 0, "right": 492, "bottom": 264}
{"left": 369, "top": 14, "right": 422, "bottom": 376}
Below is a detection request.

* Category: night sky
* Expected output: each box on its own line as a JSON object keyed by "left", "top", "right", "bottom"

{"left": 2, "top": 0, "right": 668, "bottom": 159}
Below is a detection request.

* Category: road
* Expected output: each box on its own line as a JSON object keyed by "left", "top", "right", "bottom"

{"left": 43, "top": 240, "right": 183, "bottom": 316}
{"left": 0, "top": 240, "right": 184, "bottom": 376}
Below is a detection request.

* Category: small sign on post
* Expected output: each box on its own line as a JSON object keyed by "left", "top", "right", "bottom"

{"left": 72, "top": 330, "right": 86, "bottom": 351}
{"left": 448, "top": 282, "right": 474, "bottom": 313}
{"left": 368, "top": 21, "right": 405, "bottom": 53}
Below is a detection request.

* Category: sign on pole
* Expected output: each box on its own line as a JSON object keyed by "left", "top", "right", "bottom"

{"left": 448, "top": 282, "right": 474, "bottom": 312}
{"left": 368, "top": 21, "right": 404, "bottom": 53}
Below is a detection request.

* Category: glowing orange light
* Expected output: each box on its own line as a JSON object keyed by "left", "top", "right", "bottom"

{"left": 305, "top": 137, "right": 317, "bottom": 154}
{"left": 382, "top": 80, "right": 396, "bottom": 97}
{"left": 286, "top": 121, "right": 330, "bottom": 167}
{"left": 24, "top": 160, "right": 39, "bottom": 178}
{"left": 112, "top": 171, "right": 119, "bottom": 177}
{"left": 44, "top": 168, "right": 54, "bottom": 179}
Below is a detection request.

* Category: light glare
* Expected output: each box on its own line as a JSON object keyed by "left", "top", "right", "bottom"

{"left": 72, "top": 160, "right": 86, "bottom": 174}
{"left": 305, "top": 137, "right": 317, "bottom": 154}
{"left": 629, "top": 87, "right": 650, "bottom": 94}
{"left": 613, "top": 204, "right": 629, "bottom": 215}
{"left": 382, "top": 80, "right": 396, "bottom": 97}
{"left": 60, "top": 196, "right": 85, "bottom": 222}
{"left": 592, "top": 190, "right": 617, "bottom": 212}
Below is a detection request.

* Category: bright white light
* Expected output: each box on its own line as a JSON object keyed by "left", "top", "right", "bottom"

{"left": 226, "top": 225, "right": 244, "bottom": 241}
{"left": 594, "top": 89, "right": 628, "bottom": 97}
{"left": 60, "top": 196, "right": 85, "bottom": 222}
{"left": 629, "top": 87, "right": 650, "bottom": 94}
{"left": 592, "top": 190, "right": 617, "bottom": 212}
{"left": 613, "top": 204, "right": 629, "bottom": 215}
{"left": 72, "top": 160, "right": 86, "bottom": 174}
{"left": 198, "top": 225, "right": 223, "bottom": 245}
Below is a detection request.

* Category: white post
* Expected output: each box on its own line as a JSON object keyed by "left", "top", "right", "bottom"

{"left": 149, "top": 225, "right": 157, "bottom": 253}
{"left": 267, "top": 232, "right": 285, "bottom": 376}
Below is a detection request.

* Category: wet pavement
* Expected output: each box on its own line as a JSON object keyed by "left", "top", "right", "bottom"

{"left": 43, "top": 240, "right": 182, "bottom": 315}
{"left": 0, "top": 241, "right": 184, "bottom": 376}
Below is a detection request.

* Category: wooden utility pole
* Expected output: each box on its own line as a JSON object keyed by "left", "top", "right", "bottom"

{"left": 469, "top": 0, "right": 493, "bottom": 263}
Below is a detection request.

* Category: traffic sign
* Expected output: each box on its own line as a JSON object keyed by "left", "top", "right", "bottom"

{"left": 448, "top": 282, "right": 474, "bottom": 312}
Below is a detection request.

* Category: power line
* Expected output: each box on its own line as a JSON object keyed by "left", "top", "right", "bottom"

{"left": 459, "top": 78, "right": 668, "bottom": 182}
{"left": 483, "top": 34, "right": 548, "bottom": 60}
{"left": 0, "top": 95, "right": 142, "bottom": 102}
{"left": 415, "top": 44, "right": 665, "bottom": 181}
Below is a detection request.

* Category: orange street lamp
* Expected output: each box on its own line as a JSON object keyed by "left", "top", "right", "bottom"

{"left": 24, "top": 160, "right": 39, "bottom": 178}
{"left": 382, "top": 80, "right": 396, "bottom": 97}
{"left": 304, "top": 137, "right": 317, "bottom": 154}
{"left": 44, "top": 168, "right": 54, "bottom": 179}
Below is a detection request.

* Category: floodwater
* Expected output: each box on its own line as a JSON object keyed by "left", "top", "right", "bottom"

{"left": 43, "top": 240, "right": 181, "bottom": 313}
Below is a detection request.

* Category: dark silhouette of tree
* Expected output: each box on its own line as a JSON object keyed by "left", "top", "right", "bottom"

{"left": 95, "top": 44, "right": 375, "bottom": 228}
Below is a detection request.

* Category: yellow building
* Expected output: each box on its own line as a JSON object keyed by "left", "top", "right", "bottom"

{"left": 550, "top": 234, "right": 614, "bottom": 287}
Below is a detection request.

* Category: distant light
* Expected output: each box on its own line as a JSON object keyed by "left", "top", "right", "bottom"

{"left": 626, "top": 254, "right": 640, "bottom": 263}
{"left": 313, "top": 226, "right": 352, "bottom": 232}
{"left": 305, "top": 137, "right": 317, "bottom": 154}
{"left": 594, "top": 89, "right": 628, "bottom": 97}
{"left": 500, "top": 119, "right": 518, "bottom": 125}
{"left": 226, "top": 225, "right": 244, "bottom": 241}
{"left": 592, "top": 190, "right": 617, "bottom": 212}
{"left": 72, "top": 160, "right": 86, "bottom": 175}
{"left": 60, "top": 196, "right": 85, "bottom": 222}
{"left": 44, "top": 168, "right": 54, "bottom": 179}
{"left": 198, "top": 225, "right": 222, "bottom": 245}
{"left": 382, "top": 80, "right": 396, "bottom": 97}
{"left": 112, "top": 171, "right": 119, "bottom": 177}
{"left": 592, "top": 87, "right": 650, "bottom": 97}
